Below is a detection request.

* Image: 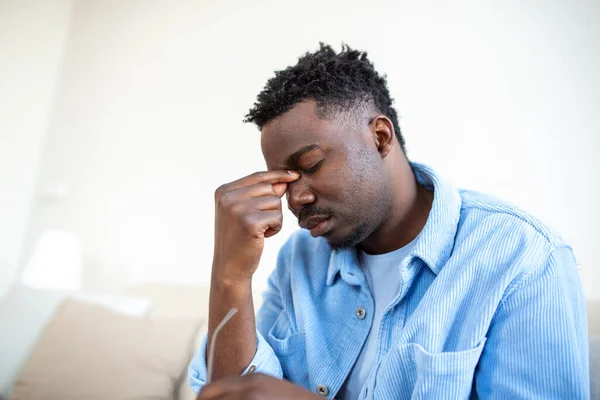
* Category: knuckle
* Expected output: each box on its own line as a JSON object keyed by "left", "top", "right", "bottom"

{"left": 218, "top": 191, "right": 236, "bottom": 209}
{"left": 263, "top": 195, "right": 278, "bottom": 208}
{"left": 261, "top": 182, "right": 276, "bottom": 194}
{"left": 241, "top": 213, "right": 257, "bottom": 228}
{"left": 214, "top": 184, "right": 228, "bottom": 199}
{"left": 230, "top": 202, "right": 245, "bottom": 218}
{"left": 252, "top": 171, "right": 268, "bottom": 181}
{"left": 245, "top": 374, "right": 269, "bottom": 397}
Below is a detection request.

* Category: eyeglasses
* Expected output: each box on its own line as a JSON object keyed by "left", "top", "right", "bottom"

{"left": 206, "top": 307, "right": 257, "bottom": 384}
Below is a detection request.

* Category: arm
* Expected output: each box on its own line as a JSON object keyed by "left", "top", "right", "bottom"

{"left": 193, "top": 272, "right": 320, "bottom": 399}
{"left": 188, "top": 273, "right": 285, "bottom": 393}
{"left": 206, "top": 275, "right": 256, "bottom": 380}
{"left": 474, "top": 246, "right": 589, "bottom": 399}
{"left": 188, "top": 170, "right": 299, "bottom": 391}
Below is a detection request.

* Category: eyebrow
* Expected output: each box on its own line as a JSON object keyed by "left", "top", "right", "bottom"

{"left": 287, "top": 144, "right": 320, "bottom": 166}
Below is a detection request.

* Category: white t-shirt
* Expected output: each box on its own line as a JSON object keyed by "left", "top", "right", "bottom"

{"left": 338, "top": 237, "right": 419, "bottom": 399}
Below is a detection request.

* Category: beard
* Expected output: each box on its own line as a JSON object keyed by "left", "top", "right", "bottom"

{"left": 297, "top": 204, "right": 371, "bottom": 251}
{"left": 298, "top": 151, "right": 394, "bottom": 252}
{"left": 328, "top": 188, "right": 394, "bottom": 252}
{"left": 328, "top": 219, "right": 371, "bottom": 251}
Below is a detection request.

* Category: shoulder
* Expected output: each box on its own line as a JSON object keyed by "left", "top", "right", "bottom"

{"left": 455, "top": 189, "right": 574, "bottom": 290}
{"left": 458, "top": 188, "right": 568, "bottom": 249}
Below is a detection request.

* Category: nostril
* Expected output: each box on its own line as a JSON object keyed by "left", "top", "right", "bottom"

{"left": 288, "top": 204, "right": 300, "bottom": 216}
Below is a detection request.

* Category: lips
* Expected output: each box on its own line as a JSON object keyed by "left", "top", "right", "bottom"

{"left": 300, "top": 215, "right": 329, "bottom": 230}
{"left": 300, "top": 215, "right": 332, "bottom": 238}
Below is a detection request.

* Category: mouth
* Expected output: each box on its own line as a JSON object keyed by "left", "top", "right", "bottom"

{"left": 300, "top": 215, "right": 332, "bottom": 238}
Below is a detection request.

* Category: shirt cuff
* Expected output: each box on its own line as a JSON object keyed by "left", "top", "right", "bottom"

{"left": 188, "top": 329, "right": 283, "bottom": 393}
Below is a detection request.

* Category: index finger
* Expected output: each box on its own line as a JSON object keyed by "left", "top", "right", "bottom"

{"left": 225, "top": 170, "right": 300, "bottom": 192}
{"left": 197, "top": 380, "right": 229, "bottom": 399}
{"left": 196, "top": 383, "right": 224, "bottom": 399}
{"left": 196, "top": 375, "right": 251, "bottom": 399}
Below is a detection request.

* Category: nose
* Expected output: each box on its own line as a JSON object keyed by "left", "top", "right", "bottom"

{"left": 286, "top": 179, "right": 316, "bottom": 214}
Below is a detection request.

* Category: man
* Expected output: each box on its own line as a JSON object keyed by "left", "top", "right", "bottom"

{"left": 190, "top": 44, "right": 589, "bottom": 399}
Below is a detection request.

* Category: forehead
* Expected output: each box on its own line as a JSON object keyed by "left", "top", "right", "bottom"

{"left": 260, "top": 101, "right": 348, "bottom": 168}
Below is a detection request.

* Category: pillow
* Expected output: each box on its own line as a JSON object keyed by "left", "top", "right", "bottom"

{"left": 11, "top": 299, "right": 204, "bottom": 400}
{"left": 71, "top": 292, "right": 152, "bottom": 316}
{"left": 0, "top": 284, "right": 153, "bottom": 397}
{"left": 125, "top": 283, "right": 210, "bottom": 319}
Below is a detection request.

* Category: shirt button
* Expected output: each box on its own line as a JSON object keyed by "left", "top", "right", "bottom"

{"left": 355, "top": 306, "right": 366, "bottom": 320}
{"left": 316, "top": 384, "right": 329, "bottom": 397}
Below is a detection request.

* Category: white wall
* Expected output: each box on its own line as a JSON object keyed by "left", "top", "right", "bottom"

{"left": 0, "top": 0, "right": 72, "bottom": 296}
{"left": 24, "top": 0, "right": 599, "bottom": 297}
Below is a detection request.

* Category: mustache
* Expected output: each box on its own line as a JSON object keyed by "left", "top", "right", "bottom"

{"left": 298, "top": 206, "right": 334, "bottom": 223}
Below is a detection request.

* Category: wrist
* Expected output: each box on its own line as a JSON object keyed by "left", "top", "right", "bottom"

{"left": 211, "top": 261, "right": 253, "bottom": 286}
{"left": 211, "top": 268, "right": 252, "bottom": 296}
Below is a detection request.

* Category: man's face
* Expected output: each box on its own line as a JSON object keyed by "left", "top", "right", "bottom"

{"left": 261, "top": 100, "right": 393, "bottom": 250}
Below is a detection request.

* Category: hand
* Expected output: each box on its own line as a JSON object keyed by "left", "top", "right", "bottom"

{"left": 197, "top": 373, "right": 322, "bottom": 400}
{"left": 212, "top": 170, "right": 300, "bottom": 282}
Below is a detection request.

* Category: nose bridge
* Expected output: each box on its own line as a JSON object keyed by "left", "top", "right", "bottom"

{"left": 287, "top": 178, "right": 315, "bottom": 211}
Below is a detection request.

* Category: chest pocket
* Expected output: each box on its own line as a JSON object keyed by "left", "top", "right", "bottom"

{"left": 266, "top": 310, "right": 309, "bottom": 387}
{"left": 373, "top": 338, "right": 486, "bottom": 400}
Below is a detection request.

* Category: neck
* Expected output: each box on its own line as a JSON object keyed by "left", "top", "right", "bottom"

{"left": 359, "top": 159, "right": 433, "bottom": 255}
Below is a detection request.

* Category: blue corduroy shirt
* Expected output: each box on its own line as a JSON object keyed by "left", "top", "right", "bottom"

{"left": 190, "top": 163, "right": 589, "bottom": 399}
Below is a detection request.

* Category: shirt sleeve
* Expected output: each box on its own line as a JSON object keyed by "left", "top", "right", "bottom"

{"left": 188, "top": 271, "right": 285, "bottom": 394}
{"left": 474, "top": 246, "right": 590, "bottom": 399}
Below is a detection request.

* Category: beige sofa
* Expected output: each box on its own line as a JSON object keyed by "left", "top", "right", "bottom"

{"left": 1, "top": 284, "right": 212, "bottom": 400}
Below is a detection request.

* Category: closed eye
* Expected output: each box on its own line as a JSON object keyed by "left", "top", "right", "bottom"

{"left": 302, "top": 160, "right": 324, "bottom": 174}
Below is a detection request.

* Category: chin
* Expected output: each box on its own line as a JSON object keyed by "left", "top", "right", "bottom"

{"left": 326, "top": 222, "right": 370, "bottom": 251}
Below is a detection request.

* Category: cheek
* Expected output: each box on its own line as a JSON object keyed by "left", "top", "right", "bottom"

{"left": 314, "top": 148, "right": 375, "bottom": 206}
{"left": 313, "top": 178, "right": 359, "bottom": 216}
{"left": 315, "top": 173, "right": 348, "bottom": 200}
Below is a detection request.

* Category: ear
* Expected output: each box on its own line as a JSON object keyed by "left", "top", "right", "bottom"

{"left": 370, "top": 115, "right": 395, "bottom": 158}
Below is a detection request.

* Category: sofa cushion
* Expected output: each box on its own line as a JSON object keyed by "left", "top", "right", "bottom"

{"left": 11, "top": 299, "right": 204, "bottom": 400}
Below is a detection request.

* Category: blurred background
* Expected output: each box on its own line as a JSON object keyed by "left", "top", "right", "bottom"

{"left": 1, "top": 1, "right": 599, "bottom": 398}
{"left": 1, "top": 0, "right": 599, "bottom": 313}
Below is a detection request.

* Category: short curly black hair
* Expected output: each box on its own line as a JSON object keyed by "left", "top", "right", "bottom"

{"left": 244, "top": 43, "right": 405, "bottom": 153}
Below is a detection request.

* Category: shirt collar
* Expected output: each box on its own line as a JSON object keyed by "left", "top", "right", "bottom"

{"left": 326, "top": 162, "right": 462, "bottom": 286}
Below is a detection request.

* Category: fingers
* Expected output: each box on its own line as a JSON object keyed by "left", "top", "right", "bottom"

{"left": 197, "top": 383, "right": 227, "bottom": 399}
{"left": 225, "top": 182, "right": 286, "bottom": 202}
{"left": 197, "top": 385, "right": 224, "bottom": 399}
{"left": 219, "top": 189, "right": 283, "bottom": 220}
{"left": 249, "top": 196, "right": 282, "bottom": 212}
{"left": 261, "top": 210, "right": 284, "bottom": 238}
{"left": 198, "top": 374, "right": 298, "bottom": 400}
{"left": 197, "top": 374, "right": 256, "bottom": 400}
{"left": 218, "top": 170, "right": 299, "bottom": 195}
{"left": 272, "top": 182, "right": 288, "bottom": 198}
{"left": 243, "top": 210, "right": 283, "bottom": 236}
{"left": 227, "top": 206, "right": 283, "bottom": 239}
{"left": 226, "top": 196, "right": 282, "bottom": 220}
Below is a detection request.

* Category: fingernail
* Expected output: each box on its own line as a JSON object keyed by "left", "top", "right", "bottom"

{"left": 288, "top": 170, "right": 300, "bottom": 177}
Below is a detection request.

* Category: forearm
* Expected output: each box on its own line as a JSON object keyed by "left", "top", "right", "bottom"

{"left": 207, "top": 267, "right": 257, "bottom": 381}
